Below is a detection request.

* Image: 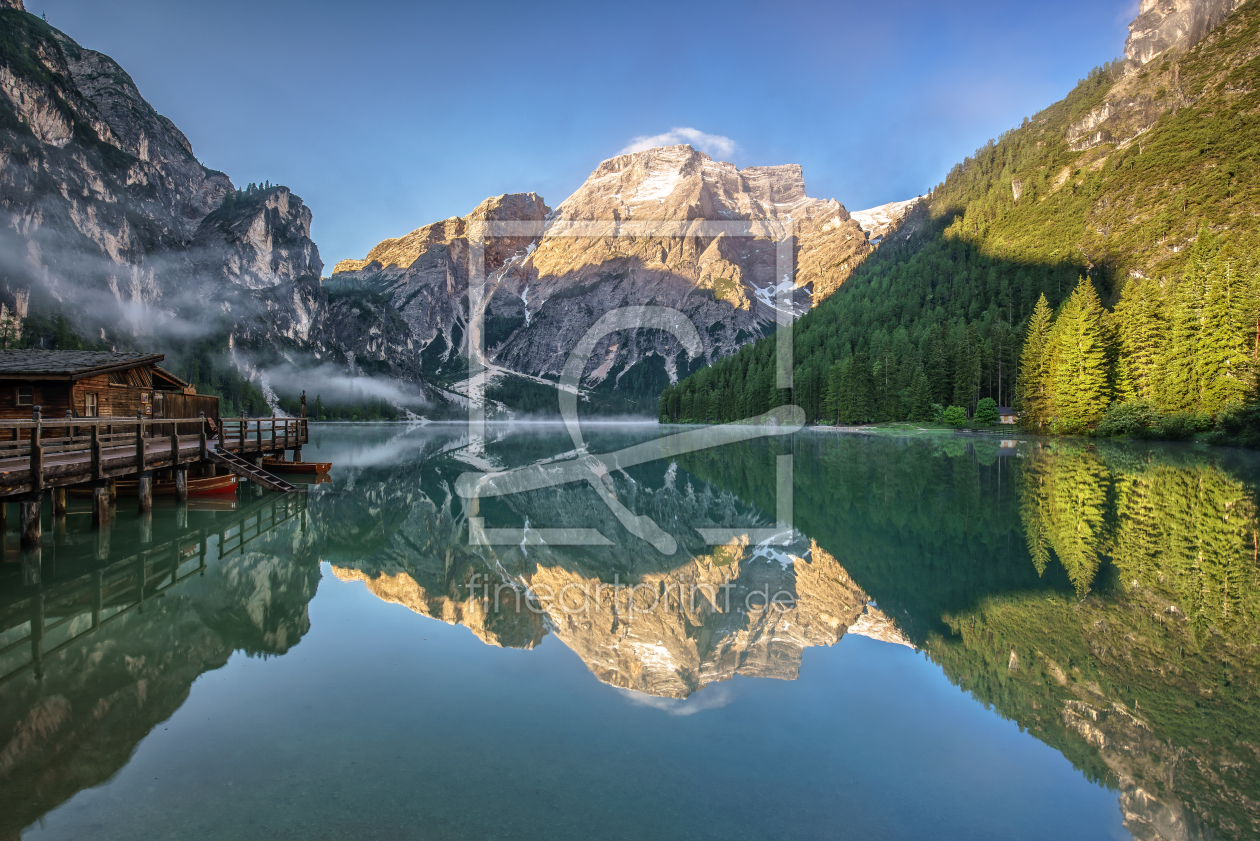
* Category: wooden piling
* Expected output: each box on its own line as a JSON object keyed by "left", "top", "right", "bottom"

{"left": 52, "top": 487, "right": 66, "bottom": 517}
{"left": 137, "top": 471, "right": 153, "bottom": 513}
{"left": 174, "top": 467, "right": 188, "bottom": 502}
{"left": 92, "top": 483, "right": 110, "bottom": 528}
{"left": 20, "top": 495, "right": 41, "bottom": 548}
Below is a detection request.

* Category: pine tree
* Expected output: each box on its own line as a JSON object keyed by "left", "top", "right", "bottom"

{"left": 1017, "top": 294, "right": 1054, "bottom": 428}
{"left": 839, "top": 353, "right": 874, "bottom": 424}
{"left": 953, "top": 322, "right": 981, "bottom": 413}
{"left": 1199, "top": 251, "right": 1252, "bottom": 411}
{"left": 1113, "top": 279, "right": 1167, "bottom": 402}
{"left": 1048, "top": 278, "right": 1111, "bottom": 427}
{"left": 908, "top": 365, "right": 932, "bottom": 421}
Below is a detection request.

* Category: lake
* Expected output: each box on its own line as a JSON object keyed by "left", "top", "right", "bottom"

{"left": 2, "top": 422, "right": 1258, "bottom": 840}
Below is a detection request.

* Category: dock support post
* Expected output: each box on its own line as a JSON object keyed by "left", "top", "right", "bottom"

{"left": 30, "top": 406, "right": 43, "bottom": 494}
{"left": 108, "top": 478, "right": 117, "bottom": 502}
{"left": 52, "top": 487, "right": 66, "bottom": 517}
{"left": 92, "top": 482, "right": 111, "bottom": 529}
{"left": 20, "top": 494, "right": 41, "bottom": 548}
{"left": 176, "top": 502, "right": 188, "bottom": 530}
{"left": 174, "top": 467, "right": 188, "bottom": 502}
{"left": 137, "top": 471, "right": 153, "bottom": 513}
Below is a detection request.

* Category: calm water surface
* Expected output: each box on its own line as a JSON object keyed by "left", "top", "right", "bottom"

{"left": 3, "top": 423, "right": 1259, "bottom": 840}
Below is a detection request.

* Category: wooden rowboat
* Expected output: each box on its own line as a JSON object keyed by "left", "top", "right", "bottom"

{"left": 262, "top": 458, "right": 331, "bottom": 474}
{"left": 72, "top": 474, "right": 239, "bottom": 498}
{"left": 116, "top": 474, "right": 239, "bottom": 497}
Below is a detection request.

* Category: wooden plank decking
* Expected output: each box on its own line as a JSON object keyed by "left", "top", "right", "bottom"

{"left": 0, "top": 417, "right": 308, "bottom": 498}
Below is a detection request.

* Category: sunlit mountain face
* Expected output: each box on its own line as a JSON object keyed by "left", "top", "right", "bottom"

{"left": 3, "top": 424, "right": 1260, "bottom": 840}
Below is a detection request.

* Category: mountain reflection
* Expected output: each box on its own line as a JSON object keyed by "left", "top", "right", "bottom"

{"left": 4, "top": 424, "right": 1260, "bottom": 841}
{"left": 312, "top": 430, "right": 911, "bottom": 698}
{"left": 317, "top": 425, "right": 1260, "bottom": 840}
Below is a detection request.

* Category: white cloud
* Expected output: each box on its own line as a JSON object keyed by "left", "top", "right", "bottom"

{"left": 615, "top": 684, "right": 734, "bottom": 716}
{"left": 619, "top": 127, "right": 736, "bottom": 159}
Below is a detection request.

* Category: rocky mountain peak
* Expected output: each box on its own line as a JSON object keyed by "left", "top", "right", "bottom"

{"left": 333, "top": 192, "right": 548, "bottom": 274}
{"left": 1125, "top": 0, "right": 1247, "bottom": 67}
{"left": 553, "top": 144, "right": 823, "bottom": 224}
{"left": 1068, "top": 0, "right": 1249, "bottom": 151}
{"left": 0, "top": 1, "right": 25, "bottom": 10}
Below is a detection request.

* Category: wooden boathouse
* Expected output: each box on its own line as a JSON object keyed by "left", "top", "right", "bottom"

{"left": 0, "top": 350, "right": 311, "bottom": 553}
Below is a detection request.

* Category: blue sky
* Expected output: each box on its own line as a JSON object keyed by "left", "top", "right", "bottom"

{"left": 33, "top": 0, "right": 1136, "bottom": 267}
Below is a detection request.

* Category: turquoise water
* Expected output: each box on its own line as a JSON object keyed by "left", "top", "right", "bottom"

{"left": 4, "top": 423, "right": 1258, "bottom": 840}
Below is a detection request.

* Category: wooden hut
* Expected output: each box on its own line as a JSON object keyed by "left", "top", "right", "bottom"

{"left": 0, "top": 351, "right": 219, "bottom": 421}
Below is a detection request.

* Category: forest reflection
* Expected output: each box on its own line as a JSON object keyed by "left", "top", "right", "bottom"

{"left": 1021, "top": 441, "right": 1260, "bottom": 630}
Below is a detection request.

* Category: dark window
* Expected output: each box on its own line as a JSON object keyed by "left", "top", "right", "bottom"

{"left": 85, "top": 393, "right": 98, "bottom": 417}
{"left": 15, "top": 385, "right": 32, "bottom": 406}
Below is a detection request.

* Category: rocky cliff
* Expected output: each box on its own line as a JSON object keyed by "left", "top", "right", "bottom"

{"left": 332, "top": 145, "right": 877, "bottom": 410}
{"left": 0, "top": 6, "right": 422, "bottom": 403}
{"left": 1068, "top": 0, "right": 1251, "bottom": 151}
{"left": 1126, "top": 0, "right": 1248, "bottom": 65}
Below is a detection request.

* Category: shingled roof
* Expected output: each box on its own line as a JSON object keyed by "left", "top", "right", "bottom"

{"left": 0, "top": 351, "right": 166, "bottom": 380}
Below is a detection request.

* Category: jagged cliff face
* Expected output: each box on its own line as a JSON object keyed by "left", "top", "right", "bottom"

{"left": 332, "top": 145, "right": 875, "bottom": 402}
{"left": 1068, "top": 0, "right": 1251, "bottom": 151}
{"left": 1126, "top": 0, "right": 1248, "bottom": 65}
{"left": 0, "top": 6, "right": 420, "bottom": 391}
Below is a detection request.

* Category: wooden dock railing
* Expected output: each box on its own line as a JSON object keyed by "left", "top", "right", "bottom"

{"left": 0, "top": 413, "right": 308, "bottom": 499}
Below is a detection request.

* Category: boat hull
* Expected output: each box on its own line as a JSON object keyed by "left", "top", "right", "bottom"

{"left": 72, "top": 474, "right": 240, "bottom": 498}
{"left": 262, "top": 459, "right": 331, "bottom": 474}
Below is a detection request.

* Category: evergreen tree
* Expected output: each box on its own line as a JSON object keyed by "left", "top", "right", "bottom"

{"left": 908, "top": 365, "right": 933, "bottom": 421}
{"left": 1113, "top": 279, "right": 1167, "bottom": 402}
{"left": 1017, "top": 294, "right": 1054, "bottom": 428}
{"left": 838, "top": 353, "right": 874, "bottom": 424}
{"left": 1048, "top": 278, "right": 1111, "bottom": 427}
{"left": 1199, "top": 251, "right": 1252, "bottom": 411}
{"left": 823, "top": 360, "right": 845, "bottom": 423}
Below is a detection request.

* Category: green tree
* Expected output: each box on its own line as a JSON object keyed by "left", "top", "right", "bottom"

{"left": 838, "top": 353, "right": 874, "bottom": 424}
{"left": 1017, "top": 294, "right": 1054, "bottom": 428}
{"left": 1113, "top": 279, "right": 1167, "bottom": 402}
{"left": 1199, "top": 251, "right": 1252, "bottom": 411}
{"left": 974, "top": 397, "right": 999, "bottom": 424}
{"left": 1048, "top": 278, "right": 1111, "bottom": 427}
{"left": 943, "top": 405, "right": 968, "bottom": 425}
{"left": 908, "top": 365, "right": 933, "bottom": 421}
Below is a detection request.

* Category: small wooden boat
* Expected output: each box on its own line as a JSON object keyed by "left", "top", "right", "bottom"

{"left": 73, "top": 474, "right": 239, "bottom": 498}
{"left": 262, "top": 458, "right": 331, "bottom": 474}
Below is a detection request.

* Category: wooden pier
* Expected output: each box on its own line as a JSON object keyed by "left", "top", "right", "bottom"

{"left": 0, "top": 412, "right": 309, "bottom": 548}
{"left": 0, "top": 414, "right": 308, "bottom": 496}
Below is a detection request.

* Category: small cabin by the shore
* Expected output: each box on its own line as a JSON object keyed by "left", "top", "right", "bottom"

{"left": 0, "top": 351, "right": 219, "bottom": 421}
{"left": 998, "top": 407, "right": 1018, "bottom": 425}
